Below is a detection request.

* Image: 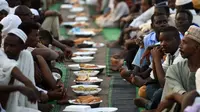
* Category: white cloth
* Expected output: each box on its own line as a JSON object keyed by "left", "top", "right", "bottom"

{"left": 0, "top": 49, "right": 17, "bottom": 85}
{"left": 9, "top": 6, "right": 18, "bottom": 14}
{"left": 0, "top": 14, "right": 22, "bottom": 37}
{"left": 30, "top": 8, "right": 39, "bottom": 16}
{"left": 8, "top": 28, "right": 27, "bottom": 43}
{"left": 0, "top": 0, "right": 9, "bottom": 13}
{"left": 196, "top": 68, "right": 200, "bottom": 91}
{"left": 6, "top": 50, "right": 40, "bottom": 112}
{"left": 150, "top": 49, "right": 185, "bottom": 79}
{"left": 176, "top": 0, "right": 192, "bottom": 6}
{"left": 108, "top": 0, "right": 115, "bottom": 11}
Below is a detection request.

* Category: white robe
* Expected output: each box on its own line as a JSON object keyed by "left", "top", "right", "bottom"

{"left": 0, "top": 50, "right": 40, "bottom": 112}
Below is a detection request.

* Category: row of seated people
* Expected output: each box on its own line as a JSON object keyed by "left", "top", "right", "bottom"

{"left": 96, "top": 0, "right": 200, "bottom": 111}
{"left": 0, "top": 0, "right": 79, "bottom": 112}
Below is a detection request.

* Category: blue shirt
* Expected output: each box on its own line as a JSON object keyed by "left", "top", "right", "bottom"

{"left": 132, "top": 32, "right": 183, "bottom": 67}
{"left": 132, "top": 32, "right": 157, "bottom": 67}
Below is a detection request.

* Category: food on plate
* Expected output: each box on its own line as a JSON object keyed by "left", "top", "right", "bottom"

{"left": 73, "top": 86, "right": 98, "bottom": 91}
{"left": 80, "top": 64, "right": 98, "bottom": 68}
{"left": 74, "top": 38, "right": 92, "bottom": 45}
{"left": 76, "top": 12, "right": 87, "bottom": 16}
{"left": 73, "top": 22, "right": 89, "bottom": 27}
{"left": 81, "top": 28, "right": 102, "bottom": 33}
{"left": 76, "top": 75, "right": 89, "bottom": 81}
{"left": 75, "top": 95, "right": 101, "bottom": 104}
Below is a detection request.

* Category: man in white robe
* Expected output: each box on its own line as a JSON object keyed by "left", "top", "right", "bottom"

{"left": 3, "top": 28, "right": 40, "bottom": 112}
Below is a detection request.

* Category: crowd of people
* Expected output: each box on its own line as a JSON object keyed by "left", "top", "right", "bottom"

{"left": 97, "top": 0, "right": 200, "bottom": 112}
{"left": 0, "top": 0, "right": 200, "bottom": 112}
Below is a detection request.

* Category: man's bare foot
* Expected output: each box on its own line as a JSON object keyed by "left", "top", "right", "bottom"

{"left": 38, "top": 103, "right": 54, "bottom": 112}
{"left": 134, "top": 97, "right": 149, "bottom": 108}
{"left": 110, "top": 59, "right": 123, "bottom": 71}
{"left": 131, "top": 76, "right": 146, "bottom": 87}
{"left": 57, "top": 89, "right": 69, "bottom": 105}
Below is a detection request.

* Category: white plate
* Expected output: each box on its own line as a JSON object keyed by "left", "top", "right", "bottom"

{"left": 71, "top": 85, "right": 101, "bottom": 95}
{"left": 73, "top": 70, "right": 99, "bottom": 77}
{"left": 83, "top": 41, "right": 95, "bottom": 45}
{"left": 63, "top": 105, "right": 91, "bottom": 112}
{"left": 93, "top": 43, "right": 105, "bottom": 48}
{"left": 79, "top": 48, "right": 98, "bottom": 52}
{"left": 61, "top": 22, "right": 77, "bottom": 26}
{"left": 67, "top": 15, "right": 76, "bottom": 19}
{"left": 74, "top": 77, "right": 103, "bottom": 85}
{"left": 75, "top": 16, "right": 89, "bottom": 22}
{"left": 60, "top": 4, "right": 73, "bottom": 9}
{"left": 71, "top": 85, "right": 99, "bottom": 88}
{"left": 68, "top": 64, "right": 81, "bottom": 70}
{"left": 81, "top": 65, "right": 106, "bottom": 70}
{"left": 68, "top": 99, "right": 103, "bottom": 105}
{"left": 70, "top": 7, "right": 84, "bottom": 13}
{"left": 73, "top": 51, "right": 96, "bottom": 56}
{"left": 71, "top": 56, "right": 94, "bottom": 63}
{"left": 74, "top": 31, "right": 96, "bottom": 36}
{"left": 87, "top": 107, "right": 118, "bottom": 112}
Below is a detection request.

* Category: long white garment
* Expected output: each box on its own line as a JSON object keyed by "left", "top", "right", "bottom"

{"left": 0, "top": 50, "right": 17, "bottom": 85}
{"left": 6, "top": 50, "right": 40, "bottom": 112}
{"left": 96, "top": 1, "right": 129, "bottom": 27}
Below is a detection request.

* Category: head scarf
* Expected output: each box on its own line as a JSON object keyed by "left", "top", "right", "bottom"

{"left": 0, "top": 0, "right": 10, "bottom": 13}
{"left": 0, "top": 14, "right": 22, "bottom": 36}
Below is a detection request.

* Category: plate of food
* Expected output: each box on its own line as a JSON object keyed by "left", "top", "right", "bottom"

{"left": 87, "top": 107, "right": 118, "bottom": 112}
{"left": 80, "top": 64, "right": 106, "bottom": 73}
{"left": 73, "top": 51, "right": 96, "bottom": 56}
{"left": 68, "top": 95, "right": 102, "bottom": 108}
{"left": 78, "top": 48, "right": 98, "bottom": 52}
{"left": 71, "top": 85, "right": 101, "bottom": 95}
{"left": 71, "top": 56, "right": 94, "bottom": 63}
{"left": 73, "top": 70, "right": 99, "bottom": 77}
{"left": 74, "top": 76, "right": 103, "bottom": 85}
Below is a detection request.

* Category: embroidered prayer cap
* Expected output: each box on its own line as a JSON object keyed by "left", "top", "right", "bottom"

{"left": 0, "top": 0, "right": 10, "bottom": 13}
{"left": 184, "top": 25, "right": 200, "bottom": 44}
{"left": 176, "top": 0, "right": 192, "bottom": 6}
{"left": 8, "top": 28, "right": 27, "bottom": 43}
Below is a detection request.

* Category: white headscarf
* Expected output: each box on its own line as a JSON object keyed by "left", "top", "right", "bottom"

{"left": 0, "top": 14, "right": 22, "bottom": 36}
{"left": 8, "top": 28, "right": 27, "bottom": 43}
{"left": 30, "top": 8, "right": 39, "bottom": 16}
{"left": 0, "top": 0, "right": 10, "bottom": 13}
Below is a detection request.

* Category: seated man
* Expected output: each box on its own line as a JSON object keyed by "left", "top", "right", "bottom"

{"left": 134, "top": 26, "right": 185, "bottom": 110}
{"left": 18, "top": 22, "right": 68, "bottom": 104}
{"left": 120, "top": 12, "right": 169, "bottom": 85}
{"left": 95, "top": 0, "right": 129, "bottom": 28}
{"left": 3, "top": 28, "right": 40, "bottom": 111}
{"left": 156, "top": 25, "right": 200, "bottom": 112}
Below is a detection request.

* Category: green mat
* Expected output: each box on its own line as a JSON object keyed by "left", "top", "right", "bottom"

{"left": 49, "top": 3, "right": 62, "bottom": 11}
{"left": 48, "top": 3, "right": 70, "bottom": 112}
{"left": 102, "top": 28, "right": 121, "bottom": 41}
